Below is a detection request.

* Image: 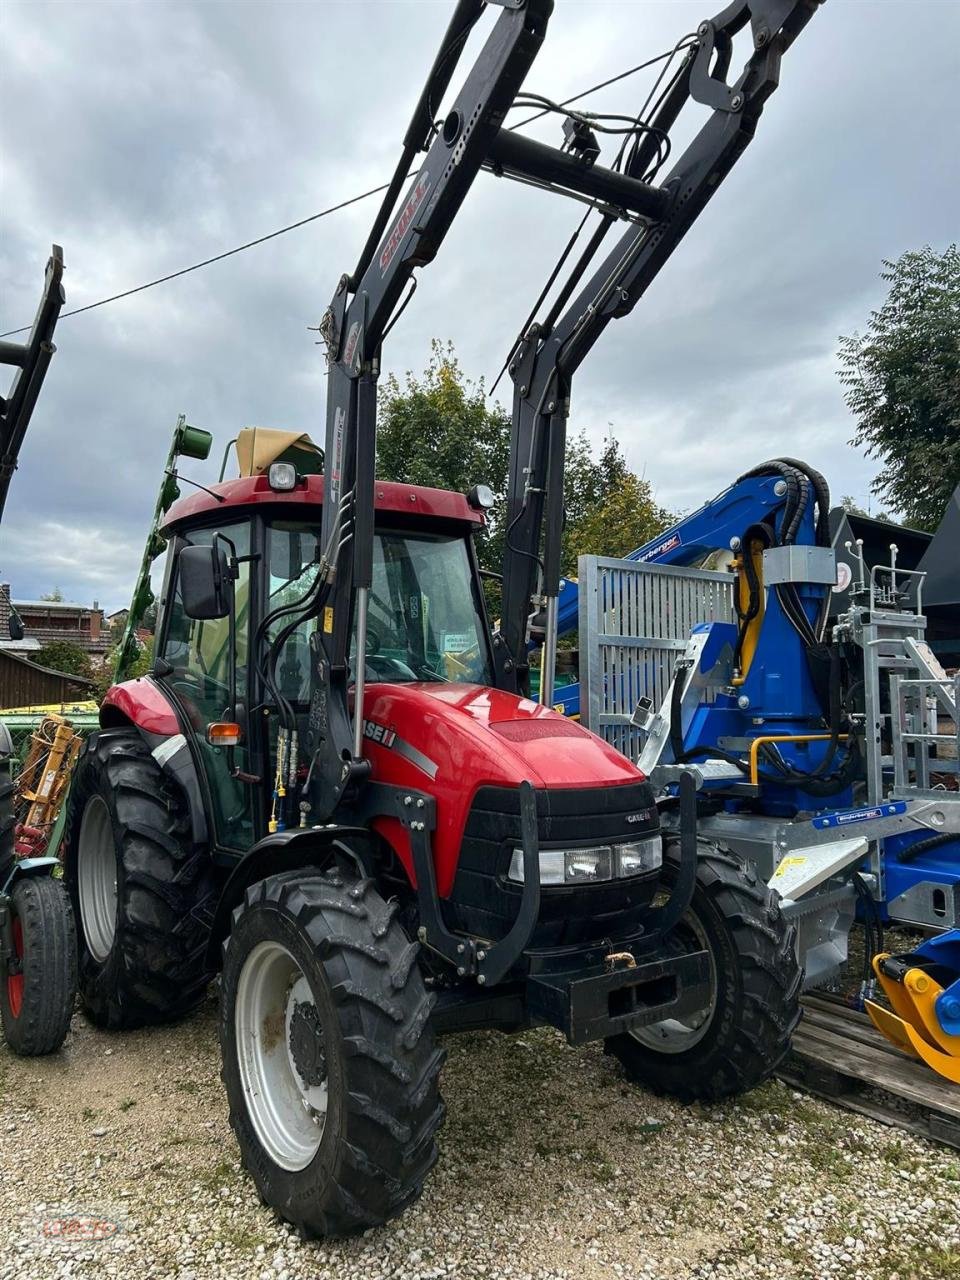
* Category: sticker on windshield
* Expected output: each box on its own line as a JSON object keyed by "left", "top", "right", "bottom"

{"left": 441, "top": 632, "right": 473, "bottom": 654}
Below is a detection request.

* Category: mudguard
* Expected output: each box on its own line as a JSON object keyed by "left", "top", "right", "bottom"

{"left": 203, "top": 826, "right": 380, "bottom": 971}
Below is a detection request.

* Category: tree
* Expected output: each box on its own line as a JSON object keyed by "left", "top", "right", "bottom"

{"left": 378, "top": 341, "right": 510, "bottom": 572}
{"left": 378, "top": 343, "right": 672, "bottom": 577}
{"left": 839, "top": 495, "right": 892, "bottom": 523}
{"left": 40, "top": 587, "right": 64, "bottom": 602}
{"left": 36, "top": 640, "right": 92, "bottom": 680}
{"left": 838, "top": 244, "right": 960, "bottom": 531}
{"left": 568, "top": 469, "right": 673, "bottom": 564}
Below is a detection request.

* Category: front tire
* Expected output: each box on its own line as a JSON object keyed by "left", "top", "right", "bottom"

{"left": 63, "top": 729, "right": 218, "bottom": 1029}
{"left": 1, "top": 876, "right": 77, "bottom": 1055}
{"left": 605, "top": 841, "right": 802, "bottom": 1101}
{"left": 219, "top": 867, "right": 445, "bottom": 1238}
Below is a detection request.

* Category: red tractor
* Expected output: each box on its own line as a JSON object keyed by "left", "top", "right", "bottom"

{"left": 62, "top": 0, "right": 818, "bottom": 1237}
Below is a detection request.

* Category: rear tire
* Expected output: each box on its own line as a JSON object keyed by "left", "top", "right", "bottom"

{"left": 63, "top": 729, "right": 217, "bottom": 1029}
{"left": 605, "top": 841, "right": 802, "bottom": 1101}
{"left": 1, "top": 876, "right": 77, "bottom": 1055}
{"left": 219, "top": 867, "right": 445, "bottom": 1238}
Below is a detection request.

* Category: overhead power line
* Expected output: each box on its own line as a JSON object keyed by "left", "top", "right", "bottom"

{"left": 0, "top": 48, "right": 679, "bottom": 339}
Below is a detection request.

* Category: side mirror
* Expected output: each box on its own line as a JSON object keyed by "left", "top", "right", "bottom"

{"left": 179, "top": 544, "right": 231, "bottom": 620}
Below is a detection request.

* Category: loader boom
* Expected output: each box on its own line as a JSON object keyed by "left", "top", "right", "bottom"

{"left": 493, "top": 0, "right": 824, "bottom": 702}
{"left": 0, "top": 245, "right": 65, "bottom": 523}
{"left": 305, "top": 0, "right": 824, "bottom": 815}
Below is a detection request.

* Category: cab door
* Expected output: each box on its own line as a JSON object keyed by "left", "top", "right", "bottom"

{"left": 157, "top": 522, "right": 256, "bottom": 851}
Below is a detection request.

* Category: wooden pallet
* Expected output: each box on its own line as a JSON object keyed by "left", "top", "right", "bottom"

{"left": 777, "top": 992, "right": 960, "bottom": 1150}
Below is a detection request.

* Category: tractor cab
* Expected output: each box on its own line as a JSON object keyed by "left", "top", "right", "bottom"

{"left": 146, "top": 428, "right": 492, "bottom": 852}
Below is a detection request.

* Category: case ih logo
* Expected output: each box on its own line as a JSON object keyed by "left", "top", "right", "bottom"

{"left": 379, "top": 172, "right": 430, "bottom": 274}
{"left": 342, "top": 320, "right": 362, "bottom": 372}
{"left": 363, "top": 719, "right": 396, "bottom": 748}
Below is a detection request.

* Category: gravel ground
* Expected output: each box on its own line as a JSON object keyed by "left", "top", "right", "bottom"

{"left": 1, "top": 993, "right": 959, "bottom": 1280}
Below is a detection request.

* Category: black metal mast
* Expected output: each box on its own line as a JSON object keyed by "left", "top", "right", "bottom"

{"left": 0, "top": 246, "right": 65, "bottom": 523}
{"left": 491, "top": 0, "right": 823, "bottom": 702}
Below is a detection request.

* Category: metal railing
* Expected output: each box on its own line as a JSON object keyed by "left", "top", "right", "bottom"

{"left": 577, "top": 555, "right": 733, "bottom": 758}
{"left": 891, "top": 673, "right": 960, "bottom": 795}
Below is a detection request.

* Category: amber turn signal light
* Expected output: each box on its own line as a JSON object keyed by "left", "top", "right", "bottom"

{"left": 206, "top": 722, "right": 242, "bottom": 747}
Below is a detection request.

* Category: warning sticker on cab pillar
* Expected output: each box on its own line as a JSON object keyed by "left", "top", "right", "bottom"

{"left": 323, "top": 607, "right": 334, "bottom": 634}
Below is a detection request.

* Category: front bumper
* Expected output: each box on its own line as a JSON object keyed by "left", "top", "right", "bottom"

{"left": 526, "top": 945, "right": 712, "bottom": 1046}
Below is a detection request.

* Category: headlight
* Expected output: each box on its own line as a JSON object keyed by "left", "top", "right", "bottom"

{"left": 506, "top": 836, "right": 661, "bottom": 886}
{"left": 267, "top": 461, "right": 298, "bottom": 491}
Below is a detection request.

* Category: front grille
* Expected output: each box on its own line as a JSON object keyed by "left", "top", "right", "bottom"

{"left": 446, "top": 780, "right": 660, "bottom": 949}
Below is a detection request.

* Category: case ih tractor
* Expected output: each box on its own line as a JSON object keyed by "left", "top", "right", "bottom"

{"left": 62, "top": 0, "right": 819, "bottom": 1238}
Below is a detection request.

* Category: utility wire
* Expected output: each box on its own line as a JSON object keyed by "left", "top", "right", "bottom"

{"left": 0, "top": 47, "right": 683, "bottom": 339}
{"left": 0, "top": 185, "right": 390, "bottom": 338}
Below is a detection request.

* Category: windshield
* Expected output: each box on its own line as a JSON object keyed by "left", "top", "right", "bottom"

{"left": 267, "top": 522, "right": 492, "bottom": 693}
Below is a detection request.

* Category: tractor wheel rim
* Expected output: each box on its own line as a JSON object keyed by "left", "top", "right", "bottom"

{"left": 235, "top": 941, "right": 327, "bottom": 1171}
{"left": 77, "top": 795, "right": 118, "bottom": 963}
{"left": 628, "top": 913, "right": 718, "bottom": 1054}
{"left": 6, "top": 916, "right": 24, "bottom": 1018}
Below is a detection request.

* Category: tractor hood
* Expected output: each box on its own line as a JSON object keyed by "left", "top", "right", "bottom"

{"left": 360, "top": 682, "right": 644, "bottom": 897}
{"left": 362, "top": 682, "right": 641, "bottom": 791}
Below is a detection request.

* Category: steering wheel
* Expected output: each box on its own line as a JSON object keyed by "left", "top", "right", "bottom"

{"left": 364, "top": 625, "right": 382, "bottom": 655}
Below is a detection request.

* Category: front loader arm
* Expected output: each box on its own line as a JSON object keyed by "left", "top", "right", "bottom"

{"left": 308, "top": 0, "right": 554, "bottom": 819}
{"left": 0, "top": 245, "right": 65, "bottom": 523}
{"left": 494, "top": 0, "right": 823, "bottom": 701}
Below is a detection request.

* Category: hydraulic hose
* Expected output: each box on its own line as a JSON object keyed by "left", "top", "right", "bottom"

{"left": 896, "top": 831, "right": 959, "bottom": 863}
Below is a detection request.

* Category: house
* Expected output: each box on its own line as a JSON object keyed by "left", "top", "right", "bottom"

{"left": 0, "top": 583, "right": 109, "bottom": 657}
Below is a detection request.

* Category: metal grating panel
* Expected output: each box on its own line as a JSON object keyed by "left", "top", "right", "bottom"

{"left": 578, "top": 555, "right": 734, "bottom": 759}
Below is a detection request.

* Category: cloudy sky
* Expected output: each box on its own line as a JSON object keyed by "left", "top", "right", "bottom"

{"left": 2, "top": 0, "right": 957, "bottom": 611}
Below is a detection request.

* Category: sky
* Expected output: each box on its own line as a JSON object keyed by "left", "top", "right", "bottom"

{"left": 1, "top": 0, "right": 958, "bottom": 612}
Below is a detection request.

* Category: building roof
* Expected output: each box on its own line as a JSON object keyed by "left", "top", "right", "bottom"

{"left": 0, "top": 647, "right": 97, "bottom": 688}
{"left": 0, "top": 637, "right": 42, "bottom": 652}
{"left": 12, "top": 598, "right": 101, "bottom": 612}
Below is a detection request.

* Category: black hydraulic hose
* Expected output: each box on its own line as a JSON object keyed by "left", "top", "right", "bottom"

{"left": 669, "top": 659, "right": 687, "bottom": 764}
{"left": 896, "top": 831, "right": 959, "bottom": 863}
{"left": 852, "top": 873, "right": 876, "bottom": 984}
{"left": 777, "top": 456, "right": 831, "bottom": 547}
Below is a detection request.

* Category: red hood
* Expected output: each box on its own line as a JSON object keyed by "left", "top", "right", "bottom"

{"left": 372, "top": 682, "right": 640, "bottom": 789}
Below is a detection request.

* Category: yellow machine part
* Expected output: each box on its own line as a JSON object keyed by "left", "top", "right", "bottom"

{"left": 731, "top": 534, "right": 765, "bottom": 687}
{"left": 865, "top": 953, "right": 960, "bottom": 1085}
{"left": 235, "top": 427, "right": 322, "bottom": 477}
{"left": 15, "top": 714, "right": 84, "bottom": 847}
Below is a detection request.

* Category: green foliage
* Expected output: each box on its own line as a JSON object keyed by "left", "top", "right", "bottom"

{"left": 128, "top": 635, "right": 154, "bottom": 679}
{"left": 564, "top": 438, "right": 672, "bottom": 571}
{"left": 377, "top": 342, "right": 672, "bottom": 582}
{"left": 35, "top": 640, "right": 92, "bottom": 680}
{"left": 838, "top": 244, "right": 960, "bottom": 531}
{"left": 378, "top": 340, "right": 510, "bottom": 572}
{"left": 839, "top": 494, "right": 891, "bottom": 523}
{"left": 39, "top": 587, "right": 64, "bottom": 602}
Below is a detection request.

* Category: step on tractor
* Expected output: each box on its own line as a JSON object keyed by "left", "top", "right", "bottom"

{"left": 63, "top": 0, "right": 821, "bottom": 1236}
{"left": 0, "top": 245, "right": 78, "bottom": 1057}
